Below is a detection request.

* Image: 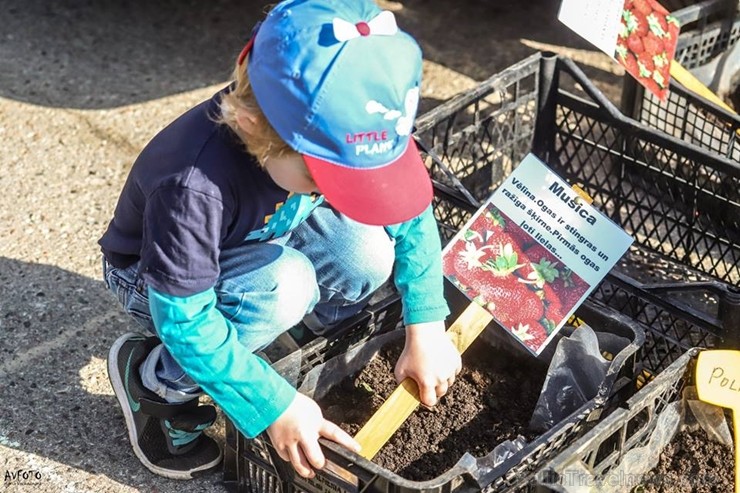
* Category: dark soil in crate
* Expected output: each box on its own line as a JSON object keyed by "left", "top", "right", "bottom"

{"left": 637, "top": 427, "right": 734, "bottom": 493}
{"left": 318, "top": 337, "right": 547, "bottom": 481}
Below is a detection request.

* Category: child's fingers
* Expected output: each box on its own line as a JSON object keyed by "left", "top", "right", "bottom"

{"left": 300, "top": 436, "right": 327, "bottom": 471}
{"left": 274, "top": 445, "right": 290, "bottom": 463}
{"left": 288, "top": 444, "right": 315, "bottom": 479}
{"left": 320, "top": 419, "right": 361, "bottom": 454}
{"left": 435, "top": 381, "right": 449, "bottom": 398}
{"left": 418, "top": 382, "right": 438, "bottom": 407}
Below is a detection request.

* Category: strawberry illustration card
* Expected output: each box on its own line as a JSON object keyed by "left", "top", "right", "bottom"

{"left": 558, "top": 0, "right": 680, "bottom": 101}
{"left": 442, "top": 154, "right": 633, "bottom": 356}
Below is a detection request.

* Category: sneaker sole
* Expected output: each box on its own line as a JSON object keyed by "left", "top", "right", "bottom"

{"left": 108, "top": 332, "right": 222, "bottom": 480}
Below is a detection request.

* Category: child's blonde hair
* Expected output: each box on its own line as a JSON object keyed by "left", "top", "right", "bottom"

{"left": 219, "top": 59, "right": 296, "bottom": 166}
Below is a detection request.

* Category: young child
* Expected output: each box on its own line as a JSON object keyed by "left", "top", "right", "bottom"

{"left": 99, "top": 0, "right": 461, "bottom": 481}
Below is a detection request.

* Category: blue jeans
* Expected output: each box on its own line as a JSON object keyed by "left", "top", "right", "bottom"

{"left": 103, "top": 205, "right": 395, "bottom": 403}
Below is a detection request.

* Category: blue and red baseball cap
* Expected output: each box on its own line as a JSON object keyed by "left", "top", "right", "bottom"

{"left": 242, "top": 0, "right": 432, "bottom": 226}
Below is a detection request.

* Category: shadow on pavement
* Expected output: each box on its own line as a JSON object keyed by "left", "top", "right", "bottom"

{"left": 397, "top": 0, "right": 623, "bottom": 100}
{"left": 1, "top": 0, "right": 261, "bottom": 109}
{"left": 2, "top": 0, "right": 619, "bottom": 110}
{"left": 0, "top": 257, "right": 225, "bottom": 492}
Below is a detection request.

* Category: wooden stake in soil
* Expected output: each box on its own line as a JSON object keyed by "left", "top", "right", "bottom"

{"left": 354, "top": 180, "right": 603, "bottom": 460}
{"left": 353, "top": 302, "right": 493, "bottom": 460}
{"left": 695, "top": 350, "right": 740, "bottom": 493}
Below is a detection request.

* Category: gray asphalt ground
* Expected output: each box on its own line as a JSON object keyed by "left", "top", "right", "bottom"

{"left": 0, "top": 1, "right": 618, "bottom": 492}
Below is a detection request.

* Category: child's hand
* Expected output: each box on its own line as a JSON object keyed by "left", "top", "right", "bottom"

{"left": 394, "top": 320, "right": 462, "bottom": 407}
{"left": 266, "top": 392, "right": 361, "bottom": 479}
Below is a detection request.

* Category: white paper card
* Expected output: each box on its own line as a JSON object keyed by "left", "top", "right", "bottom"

{"left": 558, "top": 0, "right": 623, "bottom": 58}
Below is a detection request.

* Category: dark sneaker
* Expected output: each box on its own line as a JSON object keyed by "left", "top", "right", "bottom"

{"left": 107, "top": 332, "right": 222, "bottom": 480}
{"left": 287, "top": 322, "right": 319, "bottom": 346}
{"left": 288, "top": 312, "right": 327, "bottom": 346}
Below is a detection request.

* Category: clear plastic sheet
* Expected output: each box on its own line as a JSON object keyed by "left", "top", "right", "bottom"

{"left": 529, "top": 323, "right": 630, "bottom": 433}
{"left": 491, "top": 435, "right": 528, "bottom": 468}
{"left": 547, "top": 385, "right": 732, "bottom": 492}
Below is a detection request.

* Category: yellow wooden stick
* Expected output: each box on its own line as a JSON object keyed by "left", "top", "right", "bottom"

{"left": 669, "top": 60, "right": 737, "bottom": 115}
{"left": 353, "top": 302, "right": 493, "bottom": 460}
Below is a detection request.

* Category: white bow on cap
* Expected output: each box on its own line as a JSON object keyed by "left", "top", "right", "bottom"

{"left": 332, "top": 10, "right": 398, "bottom": 42}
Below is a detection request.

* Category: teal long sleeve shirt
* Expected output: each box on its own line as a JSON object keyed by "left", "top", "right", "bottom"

{"left": 148, "top": 204, "right": 450, "bottom": 438}
{"left": 148, "top": 287, "right": 297, "bottom": 438}
{"left": 385, "top": 204, "right": 450, "bottom": 325}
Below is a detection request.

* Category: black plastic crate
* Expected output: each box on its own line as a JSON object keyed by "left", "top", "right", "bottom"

{"left": 223, "top": 298, "right": 644, "bottom": 493}
{"left": 222, "top": 52, "right": 739, "bottom": 492}
{"left": 222, "top": 290, "right": 405, "bottom": 490}
{"left": 417, "top": 53, "right": 740, "bottom": 287}
{"left": 535, "top": 348, "right": 700, "bottom": 492}
{"left": 671, "top": 0, "right": 739, "bottom": 68}
{"left": 588, "top": 271, "right": 728, "bottom": 375}
{"left": 274, "top": 292, "right": 405, "bottom": 384}
{"left": 621, "top": 0, "right": 740, "bottom": 163}
{"left": 432, "top": 185, "right": 734, "bottom": 378}
{"left": 415, "top": 52, "right": 740, "bottom": 333}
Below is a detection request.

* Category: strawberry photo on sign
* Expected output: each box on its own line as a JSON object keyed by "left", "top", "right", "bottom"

{"left": 442, "top": 203, "right": 591, "bottom": 355}
{"left": 615, "top": 0, "right": 680, "bottom": 101}
{"left": 558, "top": 0, "right": 680, "bottom": 101}
{"left": 440, "top": 154, "right": 634, "bottom": 357}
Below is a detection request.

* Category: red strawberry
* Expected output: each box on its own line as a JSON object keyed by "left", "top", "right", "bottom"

{"left": 638, "top": 52, "right": 655, "bottom": 69}
{"left": 539, "top": 283, "right": 566, "bottom": 329}
{"left": 651, "top": 0, "right": 669, "bottom": 16}
{"left": 632, "top": 0, "right": 652, "bottom": 15}
{"left": 519, "top": 258, "right": 560, "bottom": 289}
{"left": 557, "top": 288, "right": 588, "bottom": 313}
{"left": 637, "top": 52, "right": 655, "bottom": 80}
{"left": 643, "top": 32, "right": 663, "bottom": 55}
{"left": 641, "top": 76, "right": 662, "bottom": 97}
{"left": 631, "top": 11, "right": 650, "bottom": 37}
{"left": 625, "top": 32, "right": 644, "bottom": 55}
{"left": 555, "top": 279, "right": 590, "bottom": 312}
{"left": 667, "top": 16, "right": 680, "bottom": 40}
{"left": 544, "top": 304, "right": 565, "bottom": 326}
{"left": 481, "top": 229, "right": 527, "bottom": 269}
{"left": 442, "top": 239, "right": 483, "bottom": 285}
{"left": 476, "top": 207, "right": 506, "bottom": 232}
{"left": 444, "top": 238, "right": 527, "bottom": 310}
{"left": 619, "top": 51, "right": 640, "bottom": 77}
{"left": 504, "top": 222, "right": 537, "bottom": 252}
{"left": 471, "top": 271, "right": 520, "bottom": 292}
{"left": 652, "top": 67, "right": 669, "bottom": 90}
{"left": 647, "top": 12, "right": 669, "bottom": 38}
{"left": 542, "top": 284, "right": 563, "bottom": 311}
{"left": 550, "top": 268, "right": 590, "bottom": 311}
{"left": 461, "top": 208, "right": 529, "bottom": 268}
{"left": 510, "top": 319, "right": 549, "bottom": 351}
{"left": 523, "top": 242, "right": 551, "bottom": 264}
{"left": 475, "top": 278, "right": 545, "bottom": 326}
{"left": 622, "top": 8, "right": 649, "bottom": 37}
